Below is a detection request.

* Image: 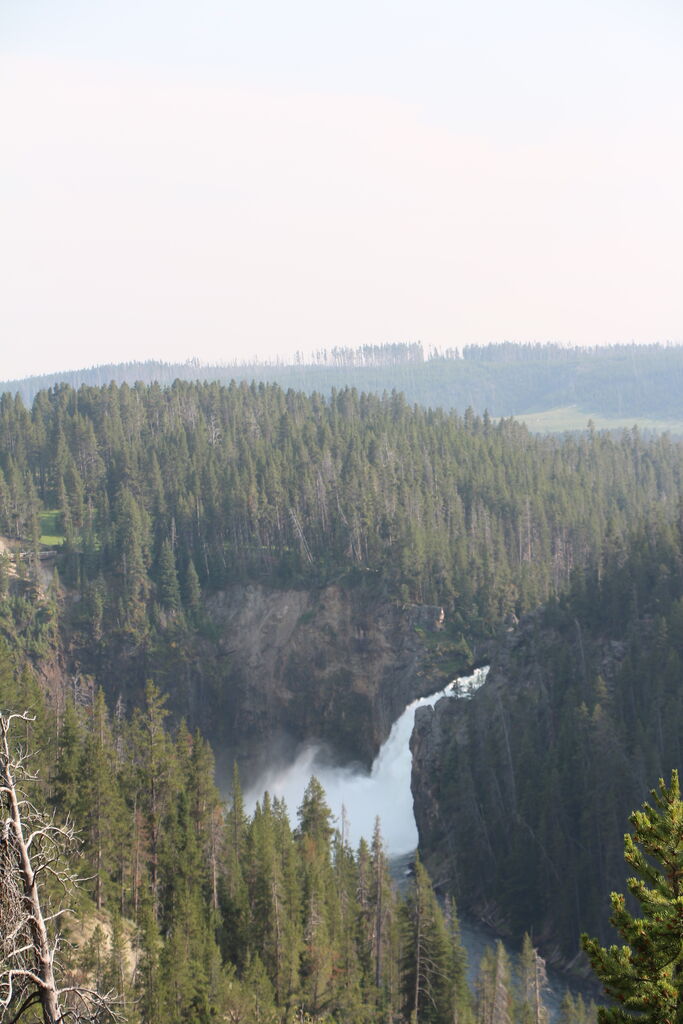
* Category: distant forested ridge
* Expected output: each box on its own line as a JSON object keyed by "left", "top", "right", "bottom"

{"left": 3, "top": 341, "right": 683, "bottom": 423}
{"left": 412, "top": 506, "right": 683, "bottom": 965}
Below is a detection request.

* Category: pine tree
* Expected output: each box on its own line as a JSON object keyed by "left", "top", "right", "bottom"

{"left": 558, "top": 991, "right": 577, "bottom": 1024}
{"left": 157, "top": 537, "right": 181, "bottom": 612}
{"left": 136, "top": 898, "right": 164, "bottom": 1024}
{"left": 401, "top": 855, "right": 455, "bottom": 1024}
{"left": 79, "top": 688, "right": 127, "bottom": 910}
{"left": 297, "top": 775, "right": 335, "bottom": 850}
{"left": 52, "top": 696, "right": 84, "bottom": 816}
{"left": 558, "top": 991, "right": 597, "bottom": 1024}
{"left": 159, "top": 788, "right": 216, "bottom": 1023}
{"left": 104, "top": 913, "right": 135, "bottom": 1021}
{"left": 582, "top": 770, "right": 683, "bottom": 1022}
{"left": 183, "top": 558, "right": 202, "bottom": 619}
{"left": 297, "top": 778, "right": 337, "bottom": 1016}
{"left": 220, "top": 762, "right": 250, "bottom": 967}
{"left": 271, "top": 795, "right": 304, "bottom": 1010}
{"left": 332, "top": 808, "right": 366, "bottom": 1022}
{"left": 134, "top": 680, "right": 172, "bottom": 918}
{"left": 368, "top": 816, "right": 401, "bottom": 1016}
{"left": 445, "top": 896, "right": 473, "bottom": 1024}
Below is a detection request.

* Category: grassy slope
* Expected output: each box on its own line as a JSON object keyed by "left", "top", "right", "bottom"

{"left": 511, "top": 405, "right": 683, "bottom": 435}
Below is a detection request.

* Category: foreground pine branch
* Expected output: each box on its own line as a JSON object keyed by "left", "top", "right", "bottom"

{"left": 582, "top": 770, "right": 683, "bottom": 1023}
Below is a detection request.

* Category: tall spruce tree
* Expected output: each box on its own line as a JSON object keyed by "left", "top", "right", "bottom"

{"left": 79, "top": 688, "right": 128, "bottom": 910}
{"left": 401, "top": 855, "right": 456, "bottom": 1024}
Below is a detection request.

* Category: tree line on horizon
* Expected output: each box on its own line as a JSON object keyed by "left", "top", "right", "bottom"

{"left": 3, "top": 341, "right": 683, "bottom": 419}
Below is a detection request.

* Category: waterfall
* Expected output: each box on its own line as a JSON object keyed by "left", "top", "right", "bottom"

{"left": 245, "top": 666, "right": 489, "bottom": 853}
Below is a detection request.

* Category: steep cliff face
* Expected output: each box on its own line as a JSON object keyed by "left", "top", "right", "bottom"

{"left": 63, "top": 577, "right": 460, "bottom": 780}
{"left": 197, "top": 581, "right": 452, "bottom": 777}
{"left": 5, "top": 542, "right": 462, "bottom": 782}
{"left": 410, "top": 642, "right": 518, "bottom": 932}
{"left": 409, "top": 602, "right": 652, "bottom": 968}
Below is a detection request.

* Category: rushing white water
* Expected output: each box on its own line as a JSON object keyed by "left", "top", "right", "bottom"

{"left": 245, "top": 666, "right": 489, "bottom": 854}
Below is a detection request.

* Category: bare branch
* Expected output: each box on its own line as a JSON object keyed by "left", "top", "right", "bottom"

{"left": 1, "top": 709, "right": 119, "bottom": 1024}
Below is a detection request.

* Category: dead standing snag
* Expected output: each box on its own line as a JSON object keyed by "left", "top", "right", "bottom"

{"left": 0, "top": 711, "right": 121, "bottom": 1024}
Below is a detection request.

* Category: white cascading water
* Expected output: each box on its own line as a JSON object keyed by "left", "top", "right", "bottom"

{"left": 245, "top": 667, "right": 489, "bottom": 854}
{"left": 244, "top": 666, "right": 587, "bottom": 1015}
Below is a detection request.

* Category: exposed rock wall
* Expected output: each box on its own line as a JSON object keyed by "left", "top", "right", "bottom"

{"left": 410, "top": 609, "right": 631, "bottom": 968}
{"left": 63, "top": 578, "right": 458, "bottom": 781}
{"left": 199, "top": 581, "right": 451, "bottom": 778}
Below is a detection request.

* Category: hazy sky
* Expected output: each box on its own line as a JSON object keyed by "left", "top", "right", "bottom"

{"left": 2, "top": 0, "right": 682, "bottom": 380}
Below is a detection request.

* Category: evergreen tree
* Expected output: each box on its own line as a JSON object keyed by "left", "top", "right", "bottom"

{"left": 79, "top": 688, "right": 127, "bottom": 910}
{"left": 445, "top": 896, "right": 474, "bottom": 1024}
{"left": 297, "top": 778, "right": 337, "bottom": 1016}
{"left": 183, "top": 558, "right": 201, "bottom": 619}
{"left": 297, "top": 775, "right": 335, "bottom": 850}
{"left": 220, "top": 762, "right": 250, "bottom": 966}
{"left": 582, "top": 770, "right": 683, "bottom": 1022}
{"left": 133, "top": 680, "right": 172, "bottom": 918}
{"left": 401, "top": 855, "right": 456, "bottom": 1024}
{"left": 136, "top": 898, "right": 164, "bottom": 1024}
{"left": 368, "top": 817, "right": 401, "bottom": 1017}
{"left": 52, "top": 696, "right": 83, "bottom": 815}
{"left": 157, "top": 537, "right": 181, "bottom": 612}
{"left": 104, "top": 913, "right": 135, "bottom": 1022}
{"left": 558, "top": 991, "right": 598, "bottom": 1024}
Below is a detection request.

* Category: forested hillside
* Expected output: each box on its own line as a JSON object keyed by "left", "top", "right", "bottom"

{"left": 2, "top": 378, "right": 683, "bottom": 762}
{"left": 0, "top": 650, "right": 596, "bottom": 1023}
{"left": 2, "top": 379, "right": 683, "bottom": 632}
{"left": 2, "top": 378, "right": 683, "bottom": 1016}
{"left": 3, "top": 342, "right": 683, "bottom": 428}
{"left": 412, "top": 507, "right": 683, "bottom": 966}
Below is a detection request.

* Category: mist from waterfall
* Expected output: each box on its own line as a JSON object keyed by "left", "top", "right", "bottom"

{"left": 245, "top": 667, "right": 489, "bottom": 854}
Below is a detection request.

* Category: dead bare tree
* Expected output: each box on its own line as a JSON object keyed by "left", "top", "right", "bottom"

{"left": 0, "top": 710, "right": 122, "bottom": 1024}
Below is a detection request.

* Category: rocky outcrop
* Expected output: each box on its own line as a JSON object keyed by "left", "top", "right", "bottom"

{"left": 410, "top": 607, "right": 633, "bottom": 968}
{"left": 21, "top": 558, "right": 464, "bottom": 786}
{"left": 410, "top": 613, "right": 544, "bottom": 901}
{"left": 196, "top": 580, "right": 452, "bottom": 779}
{"left": 68, "top": 577, "right": 461, "bottom": 783}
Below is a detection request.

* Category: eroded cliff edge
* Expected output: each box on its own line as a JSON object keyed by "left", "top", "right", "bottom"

{"left": 71, "top": 577, "right": 464, "bottom": 780}
{"left": 199, "top": 581, "right": 456, "bottom": 776}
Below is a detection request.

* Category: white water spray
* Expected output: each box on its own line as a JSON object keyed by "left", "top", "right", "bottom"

{"left": 245, "top": 667, "right": 489, "bottom": 854}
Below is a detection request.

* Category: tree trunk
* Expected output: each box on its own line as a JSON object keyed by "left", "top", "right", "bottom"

{"left": 2, "top": 726, "right": 62, "bottom": 1023}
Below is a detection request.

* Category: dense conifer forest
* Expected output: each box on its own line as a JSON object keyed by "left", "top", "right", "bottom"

{"left": 414, "top": 507, "right": 683, "bottom": 964}
{"left": 2, "top": 374, "right": 683, "bottom": 1020}
{"left": 0, "top": 649, "right": 599, "bottom": 1022}
{"left": 1, "top": 378, "right": 683, "bottom": 653}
